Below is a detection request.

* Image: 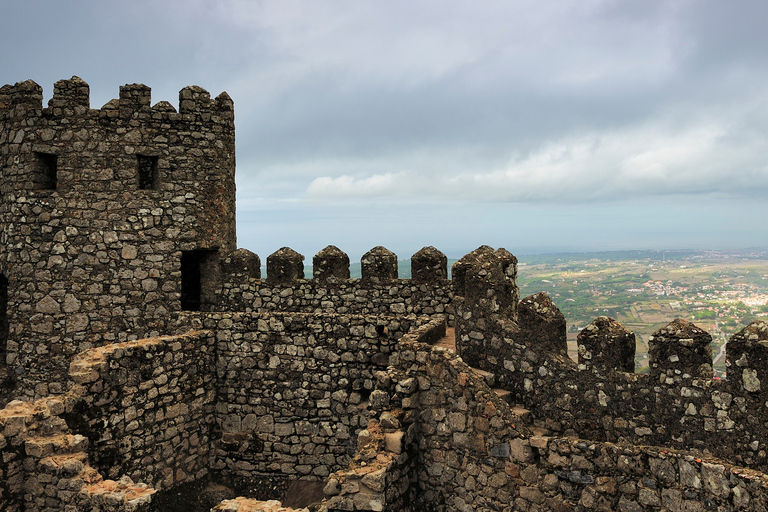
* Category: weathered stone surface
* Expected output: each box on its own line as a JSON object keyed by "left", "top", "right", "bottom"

{"left": 361, "top": 247, "right": 398, "bottom": 285}
{"left": 1, "top": 77, "right": 236, "bottom": 397}
{"left": 578, "top": 316, "right": 636, "bottom": 373}
{"left": 313, "top": 245, "right": 350, "bottom": 284}
{"left": 649, "top": 319, "right": 713, "bottom": 381}
{"left": 4, "top": 76, "right": 768, "bottom": 512}
{"left": 411, "top": 246, "right": 447, "bottom": 283}
{"left": 267, "top": 247, "right": 305, "bottom": 285}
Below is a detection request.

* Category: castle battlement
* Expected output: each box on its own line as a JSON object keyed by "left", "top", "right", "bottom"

{"left": 2, "top": 77, "right": 768, "bottom": 512}
{"left": 0, "top": 76, "right": 233, "bottom": 120}
{"left": 453, "top": 246, "right": 768, "bottom": 474}
{"left": 227, "top": 245, "right": 450, "bottom": 286}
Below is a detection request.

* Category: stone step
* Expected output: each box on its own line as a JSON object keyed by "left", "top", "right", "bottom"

{"left": 32, "top": 415, "right": 70, "bottom": 437}
{"left": 492, "top": 388, "right": 514, "bottom": 404}
{"left": 509, "top": 404, "right": 533, "bottom": 425}
{"left": 469, "top": 367, "right": 496, "bottom": 387}
{"left": 38, "top": 451, "right": 99, "bottom": 480}
{"left": 0, "top": 397, "right": 69, "bottom": 437}
{"left": 81, "top": 476, "right": 155, "bottom": 509}
{"left": 25, "top": 433, "right": 89, "bottom": 459}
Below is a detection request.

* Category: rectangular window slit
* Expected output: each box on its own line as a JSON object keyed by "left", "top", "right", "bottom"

{"left": 137, "top": 155, "right": 159, "bottom": 190}
{"left": 0, "top": 274, "right": 9, "bottom": 388}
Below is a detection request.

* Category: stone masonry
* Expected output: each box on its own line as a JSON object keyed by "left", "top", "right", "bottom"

{"left": 2, "top": 77, "right": 768, "bottom": 511}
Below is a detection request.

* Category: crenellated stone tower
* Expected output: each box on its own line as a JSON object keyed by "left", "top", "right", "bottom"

{"left": 0, "top": 76, "right": 236, "bottom": 397}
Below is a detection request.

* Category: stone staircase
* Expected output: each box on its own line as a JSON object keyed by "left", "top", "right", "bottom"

{"left": 0, "top": 397, "right": 155, "bottom": 512}
{"left": 431, "top": 328, "right": 549, "bottom": 437}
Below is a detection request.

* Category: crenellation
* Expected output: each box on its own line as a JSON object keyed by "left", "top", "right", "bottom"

{"left": 266, "top": 247, "right": 305, "bottom": 285}
{"left": 313, "top": 245, "right": 350, "bottom": 284}
{"left": 49, "top": 76, "right": 90, "bottom": 111}
{"left": 118, "top": 83, "right": 151, "bottom": 118}
{"left": 3, "top": 76, "right": 768, "bottom": 511}
{"left": 450, "top": 244, "right": 493, "bottom": 296}
{"left": 0, "top": 84, "right": 12, "bottom": 109}
{"left": 518, "top": 291, "right": 567, "bottom": 358}
{"left": 726, "top": 321, "right": 768, "bottom": 395}
{"left": 578, "top": 316, "right": 636, "bottom": 373}
{"left": 214, "top": 91, "right": 235, "bottom": 117}
{"left": 7, "top": 79, "right": 43, "bottom": 112}
{"left": 179, "top": 85, "right": 212, "bottom": 115}
{"left": 410, "top": 245, "right": 447, "bottom": 283}
{"left": 222, "top": 248, "right": 262, "bottom": 280}
{"left": 648, "top": 318, "right": 713, "bottom": 383}
{"left": 361, "top": 246, "right": 397, "bottom": 285}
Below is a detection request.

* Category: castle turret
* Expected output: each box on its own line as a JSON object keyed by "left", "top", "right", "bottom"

{"left": 0, "top": 77, "right": 236, "bottom": 397}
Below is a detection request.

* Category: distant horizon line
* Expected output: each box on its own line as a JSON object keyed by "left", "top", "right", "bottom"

{"left": 250, "top": 246, "right": 768, "bottom": 273}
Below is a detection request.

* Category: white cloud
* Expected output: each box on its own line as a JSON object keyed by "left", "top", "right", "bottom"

{"left": 303, "top": 117, "right": 768, "bottom": 202}
{"left": 307, "top": 173, "right": 404, "bottom": 198}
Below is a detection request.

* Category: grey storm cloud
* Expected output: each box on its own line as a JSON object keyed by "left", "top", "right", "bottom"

{"left": 2, "top": 0, "right": 768, "bottom": 255}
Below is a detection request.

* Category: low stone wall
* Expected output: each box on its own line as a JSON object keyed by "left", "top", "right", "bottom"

{"left": 68, "top": 331, "right": 217, "bottom": 490}
{"left": 184, "top": 311, "right": 432, "bottom": 486}
{"left": 341, "top": 335, "right": 768, "bottom": 511}
{"left": 319, "top": 318, "right": 447, "bottom": 512}
{"left": 514, "top": 436, "right": 768, "bottom": 512}
{"left": 456, "top": 311, "right": 768, "bottom": 472}
{"left": 215, "top": 279, "right": 453, "bottom": 325}
{"left": 453, "top": 249, "right": 768, "bottom": 473}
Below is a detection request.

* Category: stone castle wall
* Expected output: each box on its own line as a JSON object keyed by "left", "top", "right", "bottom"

{"left": 328, "top": 330, "right": 768, "bottom": 512}
{"left": 453, "top": 247, "right": 768, "bottom": 474}
{"left": 0, "top": 77, "right": 236, "bottom": 397}
{"left": 214, "top": 246, "right": 453, "bottom": 324}
{"left": 67, "top": 331, "right": 217, "bottom": 490}
{"left": 192, "top": 311, "right": 429, "bottom": 485}
{"left": 0, "top": 394, "right": 155, "bottom": 512}
{"left": 4, "top": 76, "right": 768, "bottom": 511}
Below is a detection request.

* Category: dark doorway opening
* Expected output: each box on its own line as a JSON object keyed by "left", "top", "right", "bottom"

{"left": 181, "top": 250, "right": 219, "bottom": 311}
{"left": 34, "top": 152, "right": 58, "bottom": 189}
{"left": 137, "top": 155, "right": 159, "bottom": 190}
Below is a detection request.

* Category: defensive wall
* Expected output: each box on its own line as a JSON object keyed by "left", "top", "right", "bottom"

{"left": 2, "top": 78, "right": 768, "bottom": 511}
{"left": 215, "top": 246, "right": 453, "bottom": 321}
{"left": 454, "top": 246, "right": 768, "bottom": 474}
{"left": 5, "top": 313, "right": 768, "bottom": 512}
{"left": 321, "top": 326, "right": 768, "bottom": 511}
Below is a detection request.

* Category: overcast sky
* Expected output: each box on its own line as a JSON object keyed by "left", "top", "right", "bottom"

{"left": 3, "top": 0, "right": 767, "bottom": 261}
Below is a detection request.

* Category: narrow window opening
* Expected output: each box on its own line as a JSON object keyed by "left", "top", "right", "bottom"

{"left": 181, "top": 249, "right": 219, "bottom": 311}
{"left": 0, "top": 274, "right": 9, "bottom": 386}
{"left": 34, "top": 152, "right": 58, "bottom": 190}
{"left": 137, "top": 155, "right": 159, "bottom": 190}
